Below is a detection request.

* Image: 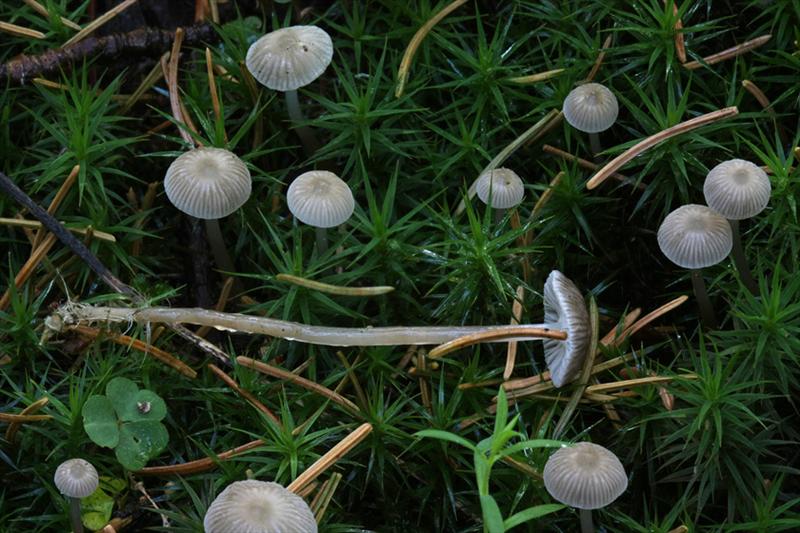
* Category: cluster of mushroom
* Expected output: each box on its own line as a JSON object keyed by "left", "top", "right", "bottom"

{"left": 163, "top": 25, "right": 355, "bottom": 262}
{"left": 657, "top": 159, "right": 771, "bottom": 326}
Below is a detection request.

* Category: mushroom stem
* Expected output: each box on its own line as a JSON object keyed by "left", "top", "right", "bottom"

{"left": 68, "top": 497, "right": 84, "bottom": 533}
{"left": 588, "top": 133, "right": 602, "bottom": 159}
{"left": 50, "top": 303, "right": 568, "bottom": 347}
{"left": 728, "top": 219, "right": 759, "bottom": 295}
{"left": 204, "top": 218, "right": 236, "bottom": 276}
{"left": 493, "top": 208, "right": 506, "bottom": 224}
{"left": 315, "top": 226, "right": 329, "bottom": 255}
{"left": 579, "top": 508, "right": 594, "bottom": 533}
{"left": 285, "top": 89, "right": 320, "bottom": 155}
{"left": 690, "top": 269, "right": 717, "bottom": 329}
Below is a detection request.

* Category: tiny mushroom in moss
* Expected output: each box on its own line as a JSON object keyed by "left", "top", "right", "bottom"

{"left": 542, "top": 270, "right": 590, "bottom": 388}
{"left": 562, "top": 82, "right": 619, "bottom": 156}
{"left": 246, "top": 25, "right": 333, "bottom": 153}
{"left": 657, "top": 204, "right": 732, "bottom": 328}
{"left": 164, "top": 147, "right": 252, "bottom": 276}
{"left": 287, "top": 170, "right": 354, "bottom": 254}
{"left": 203, "top": 480, "right": 317, "bottom": 533}
{"left": 703, "top": 158, "right": 771, "bottom": 294}
{"left": 54, "top": 458, "right": 99, "bottom": 533}
{"left": 543, "top": 442, "right": 628, "bottom": 533}
{"left": 475, "top": 167, "right": 525, "bottom": 222}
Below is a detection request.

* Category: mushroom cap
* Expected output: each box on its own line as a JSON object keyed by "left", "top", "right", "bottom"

{"left": 245, "top": 25, "right": 334, "bottom": 91}
{"left": 562, "top": 83, "right": 619, "bottom": 134}
{"left": 703, "top": 159, "right": 771, "bottom": 220}
{"left": 287, "top": 170, "right": 354, "bottom": 228}
{"left": 54, "top": 458, "right": 99, "bottom": 498}
{"left": 543, "top": 442, "right": 628, "bottom": 510}
{"left": 164, "top": 147, "right": 252, "bottom": 220}
{"left": 657, "top": 204, "right": 733, "bottom": 269}
{"left": 543, "top": 270, "right": 590, "bottom": 388}
{"left": 475, "top": 168, "right": 525, "bottom": 209}
{"left": 203, "top": 480, "right": 317, "bottom": 533}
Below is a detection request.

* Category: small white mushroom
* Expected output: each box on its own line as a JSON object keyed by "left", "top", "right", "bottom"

{"left": 54, "top": 458, "right": 99, "bottom": 533}
{"left": 287, "top": 170, "right": 354, "bottom": 254}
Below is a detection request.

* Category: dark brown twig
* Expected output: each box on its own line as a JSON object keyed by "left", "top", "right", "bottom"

{"left": 1, "top": 24, "right": 215, "bottom": 84}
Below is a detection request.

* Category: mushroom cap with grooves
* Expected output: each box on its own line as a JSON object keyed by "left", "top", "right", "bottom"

{"left": 475, "top": 168, "right": 525, "bottom": 209}
{"left": 54, "top": 458, "right": 99, "bottom": 498}
{"left": 287, "top": 170, "right": 354, "bottom": 228}
{"left": 246, "top": 25, "right": 334, "bottom": 92}
{"left": 543, "top": 270, "right": 590, "bottom": 388}
{"left": 543, "top": 442, "right": 628, "bottom": 510}
{"left": 164, "top": 147, "right": 252, "bottom": 220}
{"left": 657, "top": 204, "right": 733, "bottom": 269}
{"left": 562, "top": 83, "right": 619, "bottom": 133}
{"left": 703, "top": 159, "right": 771, "bottom": 220}
{"left": 203, "top": 480, "right": 317, "bottom": 533}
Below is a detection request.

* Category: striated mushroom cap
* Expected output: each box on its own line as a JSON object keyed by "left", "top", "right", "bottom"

{"left": 54, "top": 458, "right": 99, "bottom": 498}
{"left": 562, "top": 83, "right": 619, "bottom": 134}
{"left": 543, "top": 270, "right": 590, "bottom": 388}
{"left": 703, "top": 159, "right": 771, "bottom": 220}
{"left": 287, "top": 170, "right": 354, "bottom": 228}
{"left": 164, "top": 147, "right": 252, "bottom": 220}
{"left": 246, "top": 25, "right": 334, "bottom": 92}
{"left": 657, "top": 204, "right": 732, "bottom": 269}
{"left": 475, "top": 168, "right": 525, "bottom": 209}
{"left": 203, "top": 480, "right": 317, "bottom": 533}
{"left": 543, "top": 442, "right": 628, "bottom": 510}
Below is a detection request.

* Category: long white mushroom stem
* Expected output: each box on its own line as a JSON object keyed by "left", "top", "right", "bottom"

{"left": 49, "top": 304, "right": 567, "bottom": 347}
{"left": 728, "top": 219, "right": 758, "bottom": 295}
{"left": 588, "top": 133, "right": 602, "bottom": 159}
{"left": 690, "top": 269, "right": 717, "bottom": 329}
{"left": 315, "top": 226, "right": 329, "bottom": 254}
{"left": 285, "top": 89, "right": 320, "bottom": 155}
{"left": 204, "top": 218, "right": 236, "bottom": 275}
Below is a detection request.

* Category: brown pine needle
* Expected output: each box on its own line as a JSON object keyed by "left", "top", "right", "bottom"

{"left": 585, "top": 35, "right": 613, "bottom": 82}
{"left": 136, "top": 438, "right": 265, "bottom": 476}
{"left": 395, "top": 0, "right": 468, "bottom": 97}
{"left": 335, "top": 351, "right": 368, "bottom": 410}
{"left": 599, "top": 308, "right": 641, "bottom": 347}
{"left": 428, "top": 326, "right": 567, "bottom": 359}
{"left": 0, "top": 233, "right": 57, "bottom": 311}
{"left": 586, "top": 373, "right": 696, "bottom": 394}
{"left": 587, "top": 107, "right": 739, "bottom": 189}
{"left": 32, "top": 164, "right": 80, "bottom": 248}
{"left": 287, "top": 423, "right": 372, "bottom": 494}
{"left": 275, "top": 273, "right": 395, "bottom": 296}
{"left": 131, "top": 181, "right": 159, "bottom": 256}
{"left": 310, "top": 473, "right": 342, "bottom": 523}
{"left": 205, "top": 47, "right": 227, "bottom": 142}
{"left": 70, "top": 325, "right": 197, "bottom": 379}
{"left": 0, "top": 218, "right": 116, "bottom": 242}
{"left": 684, "top": 35, "right": 771, "bottom": 70}
{"left": 4, "top": 397, "right": 49, "bottom": 442}
{"left": 237, "top": 357, "right": 361, "bottom": 414}
{"left": 0, "top": 21, "right": 45, "bottom": 39}
{"left": 742, "top": 80, "right": 774, "bottom": 114}
{"left": 207, "top": 364, "right": 280, "bottom": 424}
{"left": 161, "top": 29, "right": 200, "bottom": 145}
{"left": 62, "top": 0, "right": 139, "bottom": 47}
{"left": 664, "top": 0, "right": 687, "bottom": 63}
{"left": 618, "top": 295, "right": 688, "bottom": 342}
{"left": 507, "top": 69, "right": 564, "bottom": 84}
{"left": 542, "top": 144, "right": 643, "bottom": 190}
{"left": 122, "top": 55, "right": 167, "bottom": 113}
{"left": 23, "top": 0, "right": 82, "bottom": 30}
{"left": 0, "top": 412, "right": 52, "bottom": 423}
{"left": 503, "top": 285, "right": 525, "bottom": 380}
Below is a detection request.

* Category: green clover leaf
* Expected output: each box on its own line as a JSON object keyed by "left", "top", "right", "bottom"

{"left": 82, "top": 377, "right": 169, "bottom": 470}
